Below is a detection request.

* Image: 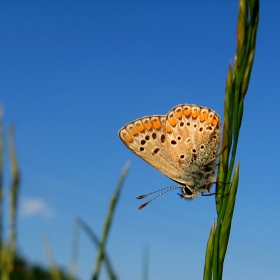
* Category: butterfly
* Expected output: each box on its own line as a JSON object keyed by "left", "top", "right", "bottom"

{"left": 119, "top": 104, "right": 220, "bottom": 209}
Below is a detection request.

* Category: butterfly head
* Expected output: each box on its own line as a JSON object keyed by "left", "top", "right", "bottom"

{"left": 179, "top": 185, "right": 200, "bottom": 199}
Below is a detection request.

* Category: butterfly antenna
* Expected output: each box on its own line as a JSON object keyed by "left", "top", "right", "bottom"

{"left": 137, "top": 186, "right": 181, "bottom": 199}
{"left": 137, "top": 186, "right": 182, "bottom": 210}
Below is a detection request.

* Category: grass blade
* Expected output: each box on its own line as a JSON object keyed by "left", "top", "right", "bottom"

{"left": 205, "top": 1, "right": 259, "bottom": 279}
{"left": 92, "top": 162, "right": 130, "bottom": 280}
{"left": 203, "top": 221, "right": 215, "bottom": 280}
{"left": 8, "top": 125, "right": 20, "bottom": 273}
{"left": 77, "top": 218, "right": 118, "bottom": 280}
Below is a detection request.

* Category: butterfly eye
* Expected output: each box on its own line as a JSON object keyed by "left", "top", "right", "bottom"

{"left": 182, "top": 186, "right": 194, "bottom": 196}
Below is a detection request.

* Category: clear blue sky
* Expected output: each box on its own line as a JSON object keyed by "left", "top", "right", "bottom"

{"left": 1, "top": 1, "right": 279, "bottom": 279}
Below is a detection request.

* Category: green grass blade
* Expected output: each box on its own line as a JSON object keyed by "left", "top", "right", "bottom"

{"left": 8, "top": 125, "right": 20, "bottom": 273}
{"left": 44, "top": 234, "right": 63, "bottom": 280}
{"left": 69, "top": 220, "right": 79, "bottom": 280}
{"left": 216, "top": 64, "right": 233, "bottom": 211}
{"left": 141, "top": 245, "right": 149, "bottom": 280}
{"left": 92, "top": 162, "right": 130, "bottom": 280}
{"left": 0, "top": 107, "right": 3, "bottom": 269}
{"left": 207, "top": 1, "right": 259, "bottom": 279}
{"left": 218, "top": 164, "right": 239, "bottom": 278}
{"left": 77, "top": 218, "right": 118, "bottom": 280}
{"left": 203, "top": 221, "right": 215, "bottom": 280}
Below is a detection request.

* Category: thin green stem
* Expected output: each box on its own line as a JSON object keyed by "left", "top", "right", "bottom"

{"left": 92, "top": 162, "right": 130, "bottom": 280}
{"left": 0, "top": 107, "right": 3, "bottom": 269}
{"left": 78, "top": 218, "right": 118, "bottom": 280}
{"left": 8, "top": 125, "right": 20, "bottom": 274}
{"left": 205, "top": 1, "right": 259, "bottom": 279}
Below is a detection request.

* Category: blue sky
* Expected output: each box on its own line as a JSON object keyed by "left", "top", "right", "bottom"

{"left": 1, "top": 1, "right": 279, "bottom": 279}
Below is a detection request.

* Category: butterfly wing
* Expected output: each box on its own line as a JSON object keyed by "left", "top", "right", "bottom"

{"left": 119, "top": 115, "right": 184, "bottom": 181}
{"left": 119, "top": 104, "right": 220, "bottom": 186}
{"left": 163, "top": 104, "right": 220, "bottom": 188}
